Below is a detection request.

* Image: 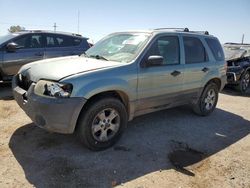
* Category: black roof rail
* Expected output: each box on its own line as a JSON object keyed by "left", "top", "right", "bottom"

{"left": 18, "top": 30, "right": 83, "bottom": 37}
{"left": 154, "top": 28, "right": 209, "bottom": 35}
{"left": 154, "top": 27, "right": 189, "bottom": 32}
{"left": 188, "top": 30, "right": 209, "bottom": 35}
{"left": 224, "top": 42, "right": 250, "bottom": 46}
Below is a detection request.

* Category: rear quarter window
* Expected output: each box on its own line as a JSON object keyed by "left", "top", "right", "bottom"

{"left": 80, "top": 39, "right": 91, "bottom": 50}
{"left": 205, "top": 38, "right": 225, "bottom": 61}
{"left": 72, "top": 38, "right": 83, "bottom": 46}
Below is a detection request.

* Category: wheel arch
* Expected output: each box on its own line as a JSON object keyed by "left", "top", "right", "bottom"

{"left": 74, "top": 90, "right": 130, "bottom": 132}
{"left": 205, "top": 78, "right": 222, "bottom": 90}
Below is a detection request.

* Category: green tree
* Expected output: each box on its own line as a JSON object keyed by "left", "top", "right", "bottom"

{"left": 8, "top": 25, "right": 25, "bottom": 33}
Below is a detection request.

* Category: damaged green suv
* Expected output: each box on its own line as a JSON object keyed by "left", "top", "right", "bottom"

{"left": 13, "top": 28, "right": 227, "bottom": 150}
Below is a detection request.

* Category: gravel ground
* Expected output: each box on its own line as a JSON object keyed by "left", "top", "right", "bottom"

{"left": 0, "top": 84, "right": 249, "bottom": 188}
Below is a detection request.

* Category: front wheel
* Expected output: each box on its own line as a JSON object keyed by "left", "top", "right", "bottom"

{"left": 192, "top": 83, "right": 219, "bottom": 116}
{"left": 237, "top": 71, "right": 250, "bottom": 94}
{"left": 77, "top": 97, "right": 128, "bottom": 151}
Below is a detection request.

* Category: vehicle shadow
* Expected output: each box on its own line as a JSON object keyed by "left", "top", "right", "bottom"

{"left": 0, "top": 83, "right": 13, "bottom": 100}
{"left": 9, "top": 106, "right": 250, "bottom": 188}
{"left": 222, "top": 86, "right": 250, "bottom": 97}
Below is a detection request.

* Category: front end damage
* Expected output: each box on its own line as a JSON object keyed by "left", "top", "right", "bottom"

{"left": 223, "top": 43, "right": 250, "bottom": 85}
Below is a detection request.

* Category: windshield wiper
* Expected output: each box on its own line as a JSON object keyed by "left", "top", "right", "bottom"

{"left": 89, "top": 54, "right": 108, "bottom": 61}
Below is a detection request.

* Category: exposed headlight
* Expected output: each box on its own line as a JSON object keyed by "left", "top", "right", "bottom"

{"left": 44, "top": 82, "right": 73, "bottom": 98}
{"left": 34, "top": 80, "right": 72, "bottom": 98}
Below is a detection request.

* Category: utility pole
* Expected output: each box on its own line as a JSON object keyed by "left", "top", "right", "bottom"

{"left": 241, "top": 34, "right": 244, "bottom": 44}
{"left": 53, "top": 23, "right": 58, "bottom": 32}
{"left": 77, "top": 10, "right": 80, "bottom": 34}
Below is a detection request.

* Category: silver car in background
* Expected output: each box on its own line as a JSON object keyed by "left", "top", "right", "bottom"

{"left": 13, "top": 28, "right": 227, "bottom": 150}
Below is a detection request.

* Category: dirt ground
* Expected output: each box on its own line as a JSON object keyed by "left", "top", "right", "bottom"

{"left": 0, "top": 84, "right": 249, "bottom": 188}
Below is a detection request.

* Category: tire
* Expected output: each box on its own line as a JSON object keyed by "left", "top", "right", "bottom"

{"left": 237, "top": 71, "right": 250, "bottom": 94}
{"left": 77, "top": 97, "right": 128, "bottom": 151}
{"left": 192, "top": 83, "right": 219, "bottom": 116}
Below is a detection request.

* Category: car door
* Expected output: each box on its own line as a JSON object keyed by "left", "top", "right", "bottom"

{"left": 137, "top": 35, "right": 185, "bottom": 112}
{"left": 2, "top": 33, "right": 45, "bottom": 76}
{"left": 182, "top": 36, "right": 213, "bottom": 97}
{"left": 44, "top": 34, "right": 82, "bottom": 58}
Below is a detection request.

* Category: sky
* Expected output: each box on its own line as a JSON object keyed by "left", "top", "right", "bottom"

{"left": 0, "top": 0, "right": 249, "bottom": 43}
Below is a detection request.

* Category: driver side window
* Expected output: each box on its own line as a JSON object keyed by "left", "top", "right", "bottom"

{"left": 146, "top": 36, "right": 180, "bottom": 65}
{"left": 13, "top": 35, "right": 30, "bottom": 48}
{"left": 13, "top": 34, "right": 43, "bottom": 49}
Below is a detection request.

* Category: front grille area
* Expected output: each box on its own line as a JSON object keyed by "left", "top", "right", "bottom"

{"left": 18, "top": 74, "right": 33, "bottom": 91}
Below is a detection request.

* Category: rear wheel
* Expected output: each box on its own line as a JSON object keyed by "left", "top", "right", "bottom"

{"left": 192, "top": 83, "right": 219, "bottom": 116}
{"left": 77, "top": 97, "right": 127, "bottom": 151}
{"left": 237, "top": 71, "right": 250, "bottom": 94}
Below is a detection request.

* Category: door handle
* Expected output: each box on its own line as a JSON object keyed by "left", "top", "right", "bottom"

{"left": 171, "top": 70, "right": 181, "bottom": 77}
{"left": 34, "top": 52, "right": 43, "bottom": 56}
{"left": 202, "top": 67, "right": 209, "bottom": 72}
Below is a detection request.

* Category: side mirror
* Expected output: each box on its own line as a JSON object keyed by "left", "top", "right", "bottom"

{"left": 6, "top": 42, "right": 18, "bottom": 52}
{"left": 146, "top": 55, "right": 164, "bottom": 66}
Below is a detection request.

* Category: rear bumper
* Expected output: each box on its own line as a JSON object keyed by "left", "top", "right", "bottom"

{"left": 12, "top": 76, "right": 86, "bottom": 134}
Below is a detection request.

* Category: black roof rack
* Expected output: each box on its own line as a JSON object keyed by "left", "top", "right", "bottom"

{"left": 18, "top": 30, "right": 83, "bottom": 37}
{"left": 154, "top": 28, "right": 209, "bottom": 35}
{"left": 224, "top": 42, "right": 250, "bottom": 46}
{"left": 154, "top": 27, "right": 189, "bottom": 32}
{"left": 188, "top": 30, "right": 209, "bottom": 35}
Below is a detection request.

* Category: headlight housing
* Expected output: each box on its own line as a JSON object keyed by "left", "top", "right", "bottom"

{"left": 35, "top": 80, "right": 73, "bottom": 98}
{"left": 45, "top": 82, "right": 73, "bottom": 98}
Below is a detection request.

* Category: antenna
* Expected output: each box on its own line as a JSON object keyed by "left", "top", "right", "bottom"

{"left": 53, "top": 23, "right": 58, "bottom": 32}
{"left": 77, "top": 10, "right": 80, "bottom": 34}
{"left": 242, "top": 34, "right": 245, "bottom": 44}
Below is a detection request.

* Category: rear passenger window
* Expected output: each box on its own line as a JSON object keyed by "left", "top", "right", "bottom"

{"left": 184, "top": 37, "right": 207, "bottom": 64}
{"left": 146, "top": 36, "right": 180, "bottom": 65}
{"left": 205, "top": 38, "right": 224, "bottom": 61}
{"left": 46, "top": 36, "right": 56, "bottom": 47}
{"left": 46, "top": 34, "right": 75, "bottom": 47}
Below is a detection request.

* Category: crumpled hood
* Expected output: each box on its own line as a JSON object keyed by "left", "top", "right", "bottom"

{"left": 19, "top": 56, "right": 123, "bottom": 82}
{"left": 223, "top": 44, "right": 250, "bottom": 61}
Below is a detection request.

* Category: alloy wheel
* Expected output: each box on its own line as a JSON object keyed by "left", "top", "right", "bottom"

{"left": 91, "top": 108, "right": 120, "bottom": 142}
{"left": 204, "top": 89, "right": 216, "bottom": 110}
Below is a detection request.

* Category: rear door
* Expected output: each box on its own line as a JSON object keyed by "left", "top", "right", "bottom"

{"left": 2, "top": 33, "right": 45, "bottom": 76}
{"left": 182, "top": 36, "right": 212, "bottom": 97}
{"left": 137, "top": 35, "right": 185, "bottom": 112}
{"left": 44, "top": 34, "right": 86, "bottom": 58}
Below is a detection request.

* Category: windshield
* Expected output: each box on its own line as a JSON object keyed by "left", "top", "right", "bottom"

{"left": 85, "top": 33, "right": 151, "bottom": 63}
{"left": 0, "top": 34, "right": 18, "bottom": 44}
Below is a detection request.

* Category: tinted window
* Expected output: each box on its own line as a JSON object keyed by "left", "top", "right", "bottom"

{"left": 72, "top": 38, "right": 82, "bottom": 46}
{"left": 184, "top": 37, "right": 207, "bottom": 64}
{"left": 46, "top": 34, "right": 72, "bottom": 47}
{"left": 80, "top": 39, "right": 90, "bottom": 50}
{"left": 205, "top": 38, "right": 224, "bottom": 61}
{"left": 13, "top": 34, "right": 43, "bottom": 48}
{"left": 46, "top": 36, "right": 55, "bottom": 47}
{"left": 13, "top": 35, "right": 29, "bottom": 48}
{"left": 147, "top": 36, "right": 180, "bottom": 65}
